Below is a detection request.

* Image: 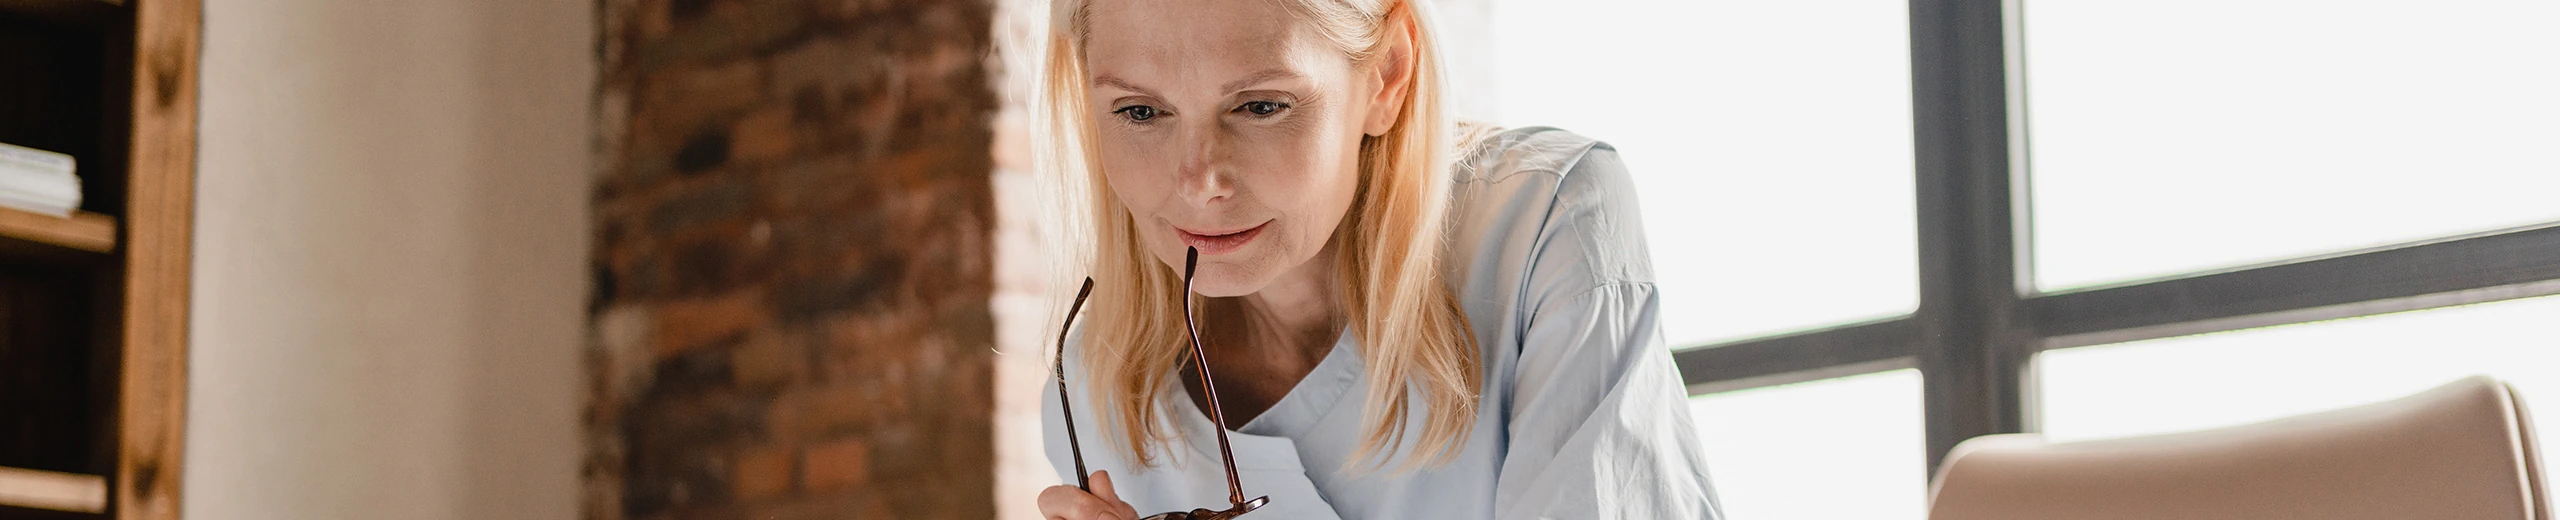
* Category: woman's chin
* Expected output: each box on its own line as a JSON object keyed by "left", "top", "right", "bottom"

{"left": 1165, "top": 261, "right": 1274, "bottom": 298}
{"left": 1182, "top": 272, "right": 1269, "bottom": 298}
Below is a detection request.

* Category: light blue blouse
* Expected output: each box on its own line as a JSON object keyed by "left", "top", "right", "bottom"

{"left": 1043, "top": 127, "right": 1723, "bottom": 519}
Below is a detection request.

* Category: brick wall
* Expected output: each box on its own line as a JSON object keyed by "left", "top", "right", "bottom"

{"left": 583, "top": 0, "right": 1000, "bottom": 518}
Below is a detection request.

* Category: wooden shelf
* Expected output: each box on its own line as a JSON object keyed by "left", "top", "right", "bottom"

{"left": 0, "top": 0, "right": 123, "bottom": 29}
{"left": 0, "top": 0, "right": 123, "bottom": 12}
{"left": 0, "top": 466, "right": 107, "bottom": 513}
{"left": 0, "top": 206, "right": 115, "bottom": 253}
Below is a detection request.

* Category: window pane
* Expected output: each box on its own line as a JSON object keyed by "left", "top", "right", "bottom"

{"left": 2039, "top": 295, "right": 2560, "bottom": 473}
{"left": 1493, "top": 0, "right": 1919, "bottom": 347}
{"left": 1691, "top": 369, "right": 1927, "bottom": 520}
{"left": 2024, "top": 0, "right": 2560, "bottom": 291}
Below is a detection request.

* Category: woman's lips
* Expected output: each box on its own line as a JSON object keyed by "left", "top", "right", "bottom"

{"left": 1177, "top": 222, "right": 1267, "bottom": 255}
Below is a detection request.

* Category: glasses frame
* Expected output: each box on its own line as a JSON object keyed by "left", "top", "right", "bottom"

{"left": 1053, "top": 247, "right": 1271, "bottom": 519}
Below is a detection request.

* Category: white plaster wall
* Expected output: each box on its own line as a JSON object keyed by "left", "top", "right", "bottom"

{"left": 187, "top": 0, "right": 592, "bottom": 518}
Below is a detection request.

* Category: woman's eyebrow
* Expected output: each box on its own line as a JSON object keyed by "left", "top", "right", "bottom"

{"left": 1092, "top": 75, "right": 1157, "bottom": 97}
{"left": 1091, "top": 68, "right": 1303, "bottom": 97}
{"left": 1221, "top": 68, "right": 1303, "bottom": 93}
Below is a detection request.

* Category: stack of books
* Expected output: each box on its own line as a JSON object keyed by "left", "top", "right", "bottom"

{"left": 0, "top": 141, "right": 82, "bottom": 217}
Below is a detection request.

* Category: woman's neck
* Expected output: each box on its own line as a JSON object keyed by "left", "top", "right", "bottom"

{"left": 1247, "top": 245, "right": 1341, "bottom": 327}
{"left": 1201, "top": 240, "right": 1347, "bottom": 374}
{"left": 1187, "top": 240, "right": 1348, "bottom": 425}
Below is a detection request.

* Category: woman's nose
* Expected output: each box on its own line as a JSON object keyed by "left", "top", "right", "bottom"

{"left": 1175, "top": 124, "right": 1233, "bottom": 206}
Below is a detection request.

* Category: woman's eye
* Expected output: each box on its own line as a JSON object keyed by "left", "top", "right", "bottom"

{"left": 1113, "top": 105, "right": 1160, "bottom": 122}
{"left": 1238, "top": 101, "right": 1289, "bottom": 117}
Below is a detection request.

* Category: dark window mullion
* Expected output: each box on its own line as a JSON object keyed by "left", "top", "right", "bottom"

{"left": 1910, "top": 0, "right": 2030, "bottom": 471}
{"left": 2027, "top": 222, "right": 2560, "bottom": 348}
{"left": 1674, "top": 318, "right": 1921, "bottom": 391}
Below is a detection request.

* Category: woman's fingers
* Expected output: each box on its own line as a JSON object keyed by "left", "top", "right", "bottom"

{"left": 1036, "top": 472, "right": 1137, "bottom": 520}
{"left": 1037, "top": 484, "right": 1113, "bottom": 520}
{"left": 1089, "top": 471, "right": 1139, "bottom": 519}
{"left": 1089, "top": 470, "right": 1120, "bottom": 501}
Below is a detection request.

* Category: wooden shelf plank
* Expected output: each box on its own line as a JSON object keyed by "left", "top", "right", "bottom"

{"left": 0, "top": 466, "right": 107, "bottom": 513}
{"left": 0, "top": 0, "right": 123, "bottom": 28}
{"left": 0, "top": 206, "right": 115, "bottom": 253}
{"left": 0, "top": 0, "right": 122, "bottom": 11}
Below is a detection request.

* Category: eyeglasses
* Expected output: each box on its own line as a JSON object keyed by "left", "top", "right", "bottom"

{"left": 1053, "top": 247, "right": 1271, "bottom": 520}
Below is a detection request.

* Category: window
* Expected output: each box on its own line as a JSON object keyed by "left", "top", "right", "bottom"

{"left": 2021, "top": 0, "right": 2560, "bottom": 290}
{"left": 1466, "top": 0, "right": 2560, "bottom": 488}
{"left": 1691, "top": 369, "right": 1928, "bottom": 520}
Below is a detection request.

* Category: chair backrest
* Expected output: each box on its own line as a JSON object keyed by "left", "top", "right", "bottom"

{"left": 1927, "top": 375, "right": 2550, "bottom": 520}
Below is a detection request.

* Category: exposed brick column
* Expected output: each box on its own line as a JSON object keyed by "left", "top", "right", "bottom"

{"left": 986, "top": 0, "right": 1055, "bottom": 517}
{"left": 583, "top": 0, "right": 1000, "bottom": 518}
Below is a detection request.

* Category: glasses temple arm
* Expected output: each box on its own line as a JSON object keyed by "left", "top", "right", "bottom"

{"left": 1056, "top": 277, "right": 1097, "bottom": 492}
{"left": 1182, "top": 248, "right": 1249, "bottom": 507}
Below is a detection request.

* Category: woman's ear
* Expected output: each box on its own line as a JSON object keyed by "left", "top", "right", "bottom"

{"left": 1362, "top": 3, "right": 1418, "bottom": 137}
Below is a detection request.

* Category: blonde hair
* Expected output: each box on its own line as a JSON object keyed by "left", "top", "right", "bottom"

{"left": 1034, "top": 0, "right": 1480, "bottom": 471}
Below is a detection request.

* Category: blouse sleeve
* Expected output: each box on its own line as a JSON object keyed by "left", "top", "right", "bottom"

{"left": 1491, "top": 147, "right": 1724, "bottom": 519}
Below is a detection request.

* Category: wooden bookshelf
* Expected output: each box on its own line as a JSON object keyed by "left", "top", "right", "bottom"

{"left": 0, "top": 207, "right": 117, "bottom": 253}
{"left": 0, "top": 0, "right": 197, "bottom": 518}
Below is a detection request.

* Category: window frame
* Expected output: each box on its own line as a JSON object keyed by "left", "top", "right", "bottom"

{"left": 1667, "top": 0, "right": 2560, "bottom": 472}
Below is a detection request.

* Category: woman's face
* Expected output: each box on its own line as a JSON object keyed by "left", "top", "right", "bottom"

{"left": 1083, "top": 0, "right": 1395, "bottom": 298}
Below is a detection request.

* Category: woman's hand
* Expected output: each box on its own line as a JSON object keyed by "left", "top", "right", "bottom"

{"left": 1039, "top": 470, "right": 1140, "bottom": 520}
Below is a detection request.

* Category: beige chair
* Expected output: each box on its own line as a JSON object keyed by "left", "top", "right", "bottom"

{"left": 1928, "top": 376, "right": 2550, "bottom": 520}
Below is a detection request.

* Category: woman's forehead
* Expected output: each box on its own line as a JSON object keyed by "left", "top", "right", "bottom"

{"left": 1082, "top": 0, "right": 1344, "bottom": 94}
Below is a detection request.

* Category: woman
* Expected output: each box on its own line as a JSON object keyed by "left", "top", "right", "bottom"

{"left": 1034, "top": 0, "right": 1720, "bottom": 518}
